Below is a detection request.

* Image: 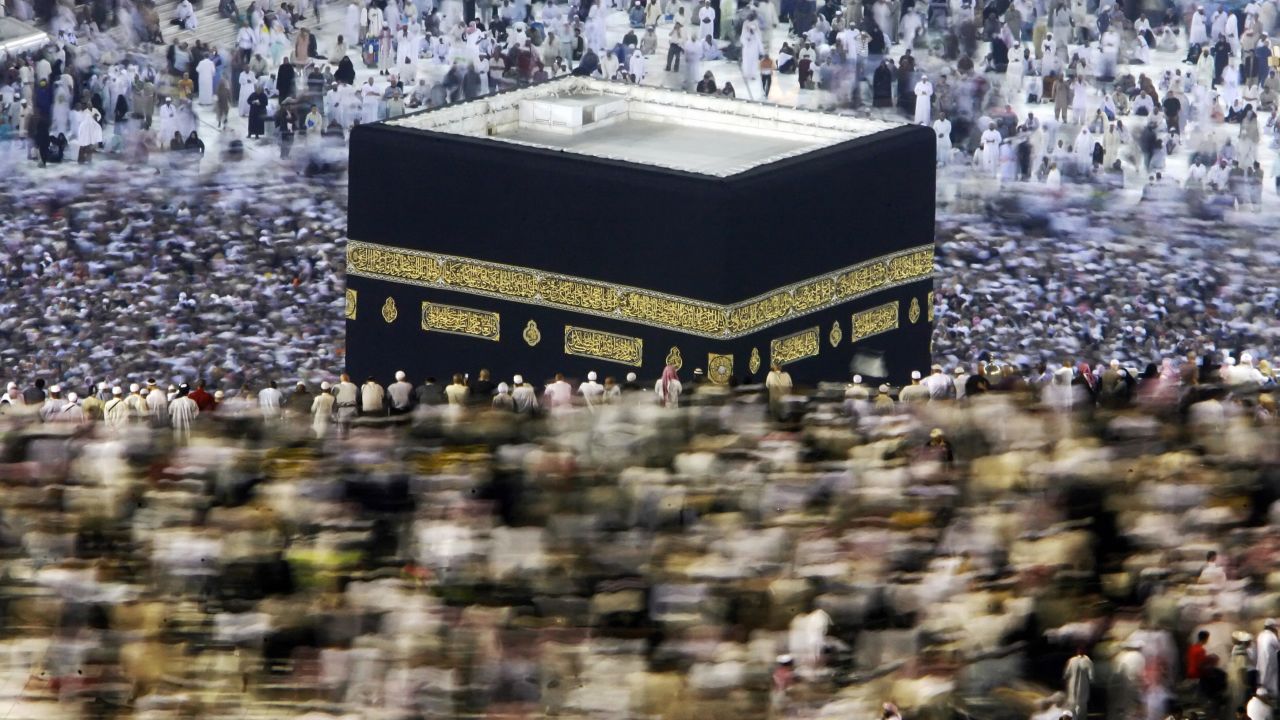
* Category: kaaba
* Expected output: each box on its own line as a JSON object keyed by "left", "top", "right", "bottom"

{"left": 346, "top": 77, "right": 935, "bottom": 387}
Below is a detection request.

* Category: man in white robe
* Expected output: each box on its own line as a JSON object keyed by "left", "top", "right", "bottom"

{"left": 913, "top": 74, "right": 933, "bottom": 124}
{"left": 104, "top": 387, "right": 129, "bottom": 431}
{"left": 196, "top": 55, "right": 216, "bottom": 105}
{"left": 145, "top": 379, "right": 169, "bottom": 425}
{"left": 311, "top": 382, "right": 335, "bottom": 438}
{"left": 258, "top": 380, "right": 284, "bottom": 420}
{"left": 169, "top": 388, "right": 199, "bottom": 442}
{"left": 579, "top": 371, "right": 604, "bottom": 410}
{"left": 1259, "top": 620, "right": 1280, "bottom": 698}
{"left": 980, "top": 121, "right": 1001, "bottom": 172}
{"left": 1064, "top": 649, "right": 1093, "bottom": 720}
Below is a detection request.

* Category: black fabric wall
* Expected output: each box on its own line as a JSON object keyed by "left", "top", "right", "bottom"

{"left": 723, "top": 124, "right": 936, "bottom": 299}
{"left": 346, "top": 276, "right": 932, "bottom": 388}
{"left": 347, "top": 121, "right": 935, "bottom": 304}
{"left": 348, "top": 125, "right": 737, "bottom": 302}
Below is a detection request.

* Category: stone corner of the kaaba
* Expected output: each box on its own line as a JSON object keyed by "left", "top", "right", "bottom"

{"left": 345, "top": 78, "right": 935, "bottom": 389}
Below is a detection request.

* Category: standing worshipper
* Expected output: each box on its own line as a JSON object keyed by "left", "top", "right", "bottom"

{"left": 104, "top": 387, "right": 129, "bottom": 431}
{"left": 445, "top": 374, "right": 470, "bottom": 405}
{"left": 1064, "top": 648, "right": 1093, "bottom": 720}
{"left": 277, "top": 58, "right": 297, "bottom": 100}
{"left": 579, "top": 371, "right": 604, "bottom": 410}
{"left": 333, "top": 373, "right": 359, "bottom": 435}
{"left": 388, "top": 371, "right": 415, "bottom": 415}
{"left": 654, "top": 365, "right": 682, "bottom": 408}
{"left": 76, "top": 109, "right": 102, "bottom": 163}
{"left": 170, "top": 386, "right": 199, "bottom": 443}
{"left": 124, "top": 384, "right": 147, "bottom": 421}
{"left": 246, "top": 83, "right": 268, "bottom": 138}
{"left": 980, "top": 120, "right": 1002, "bottom": 173}
{"left": 361, "top": 376, "right": 387, "bottom": 415}
{"left": 1259, "top": 620, "right": 1280, "bottom": 698}
{"left": 215, "top": 79, "right": 232, "bottom": 128}
{"left": 311, "top": 382, "right": 335, "bottom": 438}
{"left": 196, "top": 54, "right": 216, "bottom": 105}
{"left": 239, "top": 70, "right": 256, "bottom": 116}
{"left": 258, "top": 380, "right": 284, "bottom": 421}
{"left": 914, "top": 73, "right": 933, "bottom": 124}
{"left": 511, "top": 375, "right": 537, "bottom": 413}
{"left": 765, "top": 363, "right": 793, "bottom": 419}
{"left": 145, "top": 379, "right": 169, "bottom": 427}
{"left": 543, "top": 373, "right": 572, "bottom": 410}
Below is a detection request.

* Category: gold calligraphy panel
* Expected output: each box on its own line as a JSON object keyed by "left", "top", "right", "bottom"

{"left": 727, "top": 292, "right": 794, "bottom": 335}
{"left": 851, "top": 301, "right": 900, "bottom": 342}
{"left": 791, "top": 277, "right": 836, "bottom": 312}
{"left": 834, "top": 261, "right": 888, "bottom": 300}
{"left": 442, "top": 260, "right": 539, "bottom": 298}
{"left": 345, "top": 289, "right": 357, "bottom": 320}
{"left": 421, "top": 302, "right": 501, "bottom": 341}
{"left": 345, "top": 240, "right": 935, "bottom": 339}
{"left": 539, "top": 276, "right": 620, "bottom": 313}
{"left": 348, "top": 245, "right": 441, "bottom": 282}
{"left": 620, "top": 292, "right": 727, "bottom": 335}
{"left": 887, "top": 249, "right": 935, "bottom": 282}
{"left": 564, "top": 326, "right": 643, "bottom": 367}
{"left": 770, "top": 326, "right": 820, "bottom": 366}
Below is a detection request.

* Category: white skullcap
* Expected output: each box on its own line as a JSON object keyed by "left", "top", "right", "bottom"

{"left": 497, "top": 382, "right": 509, "bottom": 394}
{"left": 853, "top": 374, "right": 862, "bottom": 383}
{"left": 321, "top": 381, "right": 331, "bottom": 390}
{"left": 130, "top": 383, "right": 140, "bottom": 393}
{"left": 910, "top": 371, "right": 921, "bottom": 380}
{"left": 587, "top": 371, "right": 598, "bottom": 381}
{"left": 395, "top": 370, "right": 406, "bottom": 380}
{"left": 1110, "top": 359, "right": 1120, "bottom": 367}
{"left": 1227, "top": 356, "right": 1238, "bottom": 366}
{"left": 97, "top": 381, "right": 107, "bottom": 391}
{"left": 49, "top": 384, "right": 61, "bottom": 393}
{"left": 1242, "top": 352, "right": 1254, "bottom": 363}
{"left": 954, "top": 366, "right": 965, "bottom": 374}
{"left": 626, "top": 372, "right": 637, "bottom": 382}
{"left": 5, "top": 382, "right": 15, "bottom": 390}
{"left": 878, "top": 384, "right": 890, "bottom": 393}
{"left": 111, "top": 386, "right": 122, "bottom": 395}
{"left": 67, "top": 392, "right": 78, "bottom": 402}
{"left": 513, "top": 374, "right": 524, "bottom": 384}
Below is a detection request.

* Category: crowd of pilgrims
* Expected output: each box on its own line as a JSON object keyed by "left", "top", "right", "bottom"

{"left": 0, "top": 343, "right": 1277, "bottom": 719}
{"left": 0, "top": 0, "right": 1278, "bottom": 186}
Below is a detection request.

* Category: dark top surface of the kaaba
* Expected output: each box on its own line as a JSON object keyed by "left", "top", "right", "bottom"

{"left": 348, "top": 82, "right": 934, "bottom": 305}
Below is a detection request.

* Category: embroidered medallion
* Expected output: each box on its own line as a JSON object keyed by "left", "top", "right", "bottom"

{"left": 523, "top": 320, "right": 541, "bottom": 346}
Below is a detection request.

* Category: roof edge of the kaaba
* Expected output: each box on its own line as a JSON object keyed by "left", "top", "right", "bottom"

{"left": 359, "top": 76, "right": 918, "bottom": 179}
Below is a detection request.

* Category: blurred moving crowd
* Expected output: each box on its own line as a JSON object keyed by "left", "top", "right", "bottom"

{"left": 0, "top": 348, "right": 1277, "bottom": 720}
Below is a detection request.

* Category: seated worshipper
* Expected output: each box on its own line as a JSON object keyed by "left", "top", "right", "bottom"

{"left": 720, "top": 81, "right": 736, "bottom": 97}
{"left": 696, "top": 70, "right": 718, "bottom": 93}
{"left": 184, "top": 131, "right": 205, "bottom": 155}
{"left": 777, "top": 41, "right": 796, "bottom": 72}
{"left": 701, "top": 34, "right": 723, "bottom": 60}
